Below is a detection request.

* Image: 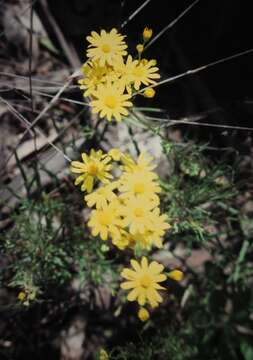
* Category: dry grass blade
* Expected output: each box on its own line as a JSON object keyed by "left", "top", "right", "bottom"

{"left": 145, "top": 0, "right": 202, "bottom": 51}
{"left": 137, "top": 48, "right": 253, "bottom": 93}
{"left": 121, "top": 0, "right": 152, "bottom": 29}
{"left": 2, "top": 70, "right": 80, "bottom": 168}
{"left": 0, "top": 96, "right": 71, "bottom": 162}
{"left": 0, "top": 71, "right": 78, "bottom": 87}
{"left": 28, "top": 1, "right": 34, "bottom": 112}
{"left": 33, "top": 90, "right": 90, "bottom": 106}
{"left": 147, "top": 116, "right": 253, "bottom": 132}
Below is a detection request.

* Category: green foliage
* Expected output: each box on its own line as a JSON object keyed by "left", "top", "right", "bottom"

{"left": 161, "top": 141, "right": 237, "bottom": 246}
{"left": 110, "top": 330, "right": 197, "bottom": 360}
{"left": 1, "top": 195, "right": 117, "bottom": 304}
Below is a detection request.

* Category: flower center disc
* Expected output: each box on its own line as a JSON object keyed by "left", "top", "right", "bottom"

{"left": 134, "top": 182, "right": 145, "bottom": 194}
{"left": 88, "top": 163, "right": 99, "bottom": 175}
{"left": 102, "top": 44, "right": 111, "bottom": 53}
{"left": 105, "top": 95, "right": 117, "bottom": 109}
{"left": 99, "top": 212, "right": 112, "bottom": 225}
{"left": 140, "top": 274, "right": 152, "bottom": 288}
{"left": 134, "top": 208, "right": 144, "bottom": 217}
{"left": 132, "top": 67, "right": 144, "bottom": 78}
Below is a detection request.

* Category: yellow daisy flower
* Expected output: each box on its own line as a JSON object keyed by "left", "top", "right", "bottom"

{"left": 113, "top": 55, "right": 138, "bottom": 93}
{"left": 88, "top": 200, "right": 122, "bottom": 240}
{"left": 91, "top": 82, "right": 133, "bottom": 122}
{"left": 111, "top": 229, "right": 132, "bottom": 250}
{"left": 70, "top": 149, "right": 113, "bottom": 193}
{"left": 119, "top": 170, "right": 161, "bottom": 202}
{"left": 149, "top": 208, "right": 171, "bottom": 237}
{"left": 121, "top": 152, "right": 157, "bottom": 174}
{"left": 131, "top": 59, "right": 160, "bottom": 91}
{"left": 129, "top": 231, "right": 153, "bottom": 250}
{"left": 145, "top": 230, "right": 163, "bottom": 249}
{"left": 108, "top": 148, "right": 122, "bottom": 161}
{"left": 86, "top": 28, "right": 127, "bottom": 66}
{"left": 78, "top": 60, "right": 110, "bottom": 96}
{"left": 120, "top": 257, "right": 167, "bottom": 307}
{"left": 120, "top": 196, "right": 156, "bottom": 234}
{"left": 84, "top": 182, "right": 118, "bottom": 209}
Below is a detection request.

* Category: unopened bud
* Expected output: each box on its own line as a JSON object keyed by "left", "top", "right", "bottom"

{"left": 168, "top": 270, "right": 184, "bottom": 282}
{"left": 144, "top": 88, "right": 156, "bottom": 98}
{"left": 143, "top": 27, "right": 153, "bottom": 42}
{"left": 138, "top": 307, "right": 150, "bottom": 321}
{"left": 136, "top": 44, "right": 144, "bottom": 53}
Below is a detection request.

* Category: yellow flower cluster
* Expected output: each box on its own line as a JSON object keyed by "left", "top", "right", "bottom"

{"left": 71, "top": 148, "right": 170, "bottom": 251}
{"left": 17, "top": 287, "right": 38, "bottom": 306}
{"left": 71, "top": 148, "right": 183, "bottom": 321}
{"left": 78, "top": 28, "right": 160, "bottom": 122}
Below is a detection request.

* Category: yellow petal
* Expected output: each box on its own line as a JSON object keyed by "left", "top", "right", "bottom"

{"left": 121, "top": 268, "right": 137, "bottom": 280}
{"left": 127, "top": 288, "right": 140, "bottom": 302}
{"left": 120, "top": 281, "right": 135, "bottom": 290}
{"left": 141, "top": 257, "right": 148, "bottom": 270}
{"left": 149, "top": 261, "right": 164, "bottom": 274}
{"left": 154, "top": 274, "right": 167, "bottom": 283}
{"left": 137, "top": 291, "right": 146, "bottom": 306}
{"left": 130, "top": 259, "right": 141, "bottom": 272}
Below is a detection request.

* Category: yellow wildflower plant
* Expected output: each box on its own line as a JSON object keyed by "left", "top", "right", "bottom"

{"left": 86, "top": 28, "right": 127, "bottom": 66}
{"left": 71, "top": 148, "right": 177, "bottom": 320}
{"left": 71, "top": 149, "right": 113, "bottom": 193}
{"left": 90, "top": 81, "right": 133, "bottom": 122}
{"left": 71, "top": 148, "right": 170, "bottom": 251}
{"left": 120, "top": 257, "right": 167, "bottom": 308}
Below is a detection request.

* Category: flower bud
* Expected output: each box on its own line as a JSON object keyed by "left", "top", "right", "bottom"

{"left": 141, "top": 59, "right": 148, "bottom": 65}
{"left": 99, "top": 349, "right": 109, "bottom": 360}
{"left": 138, "top": 307, "right": 150, "bottom": 321}
{"left": 144, "top": 88, "right": 156, "bottom": 98}
{"left": 136, "top": 44, "right": 144, "bottom": 53}
{"left": 143, "top": 27, "right": 153, "bottom": 42}
{"left": 167, "top": 270, "right": 184, "bottom": 281}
